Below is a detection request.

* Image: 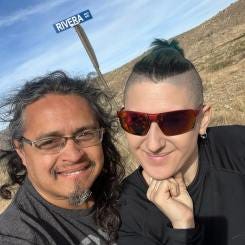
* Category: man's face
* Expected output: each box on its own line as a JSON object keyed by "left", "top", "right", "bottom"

{"left": 16, "top": 94, "right": 104, "bottom": 209}
{"left": 124, "top": 71, "right": 210, "bottom": 184}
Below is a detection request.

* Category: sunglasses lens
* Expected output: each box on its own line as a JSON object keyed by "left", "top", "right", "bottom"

{"left": 118, "top": 111, "right": 149, "bottom": 135}
{"left": 118, "top": 109, "right": 199, "bottom": 136}
{"left": 158, "top": 110, "right": 197, "bottom": 136}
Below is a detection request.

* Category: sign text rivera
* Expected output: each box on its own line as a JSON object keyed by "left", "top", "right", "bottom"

{"left": 53, "top": 10, "right": 92, "bottom": 33}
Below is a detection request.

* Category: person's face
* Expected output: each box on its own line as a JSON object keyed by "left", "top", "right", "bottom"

{"left": 15, "top": 94, "right": 104, "bottom": 209}
{"left": 124, "top": 72, "right": 211, "bottom": 184}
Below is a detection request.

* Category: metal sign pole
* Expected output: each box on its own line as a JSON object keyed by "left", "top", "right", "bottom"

{"left": 74, "top": 24, "right": 117, "bottom": 104}
{"left": 53, "top": 10, "right": 118, "bottom": 107}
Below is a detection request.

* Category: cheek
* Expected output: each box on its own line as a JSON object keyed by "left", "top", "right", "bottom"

{"left": 25, "top": 153, "right": 57, "bottom": 173}
{"left": 171, "top": 132, "right": 199, "bottom": 154}
{"left": 126, "top": 133, "right": 142, "bottom": 150}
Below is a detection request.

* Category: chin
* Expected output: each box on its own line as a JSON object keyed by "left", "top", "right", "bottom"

{"left": 151, "top": 174, "right": 172, "bottom": 181}
{"left": 144, "top": 167, "right": 175, "bottom": 181}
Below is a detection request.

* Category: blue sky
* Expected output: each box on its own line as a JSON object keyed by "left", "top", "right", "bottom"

{"left": 0, "top": 0, "right": 236, "bottom": 94}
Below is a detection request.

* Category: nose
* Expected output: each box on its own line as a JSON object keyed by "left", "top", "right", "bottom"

{"left": 61, "top": 138, "right": 85, "bottom": 162}
{"left": 145, "top": 122, "right": 166, "bottom": 153}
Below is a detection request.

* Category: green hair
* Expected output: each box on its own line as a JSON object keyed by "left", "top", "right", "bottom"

{"left": 124, "top": 38, "right": 203, "bottom": 106}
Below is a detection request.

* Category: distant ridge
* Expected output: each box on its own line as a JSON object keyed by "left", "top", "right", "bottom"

{"left": 105, "top": 0, "right": 245, "bottom": 125}
{"left": 177, "top": 0, "right": 244, "bottom": 61}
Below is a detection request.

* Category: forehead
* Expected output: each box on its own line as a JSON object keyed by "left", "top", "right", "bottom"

{"left": 125, "top": 72, "right": 197, "bottom": 112}
{"left": 22, "top": 94, "right": 98, "bottom": 136}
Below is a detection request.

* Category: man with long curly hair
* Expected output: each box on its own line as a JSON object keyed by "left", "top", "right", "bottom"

{"left": 0, "top": 71, "right": 124, "bottom": 245}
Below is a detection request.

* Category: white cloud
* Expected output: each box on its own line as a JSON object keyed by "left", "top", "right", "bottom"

{"left": 0, "top": 39, "right": 91, "bottom": 89}
{"left": 0, "top": 0, "right": 70, "bottom": 28}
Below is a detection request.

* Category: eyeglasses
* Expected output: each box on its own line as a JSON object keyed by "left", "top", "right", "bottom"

{"left": 117, "top": 108, "right": 201, "bottom": 136}
{"left": 21, "top": 128, "right": 104, "bottom": 154}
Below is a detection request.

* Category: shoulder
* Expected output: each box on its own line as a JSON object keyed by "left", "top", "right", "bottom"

{"left": 119, "top": 169, "right": 165, "bottom": 238}
{"left": 119, "top": 167, "right": 155, "bottom": 222}
{"left": 121, "top": 168, "right": 147, "bottom": 199}
{"left": 208, "top": 163, "right": 245, "bottom": 186}
{"left": 207, "top": 125, "right": 245, "bottom": 144}
{"left": 205, "top": 165, "right": 245, "bottom": 196}
{"left": 0, "top": 191, "right": 24, "bottom": 227}
{"left": 200, "top": 125, "right": 245, "bottom": 173}
{"left": 208, "top": 164, "right": 245, "bottom": 179}
{"left": 0, "top": 200, "right": 35, "bottom": 242}
{"left": 0, "top": 186, "right": 48, "bottom": 244}
{"left": 0, "top": 235, "right": 35, "bottom": 245}
{"left": 120, "top": 168, "right": 149, "bottom": 211}
{"left": 0, "top": 202, "right": 20, "bottom": 226}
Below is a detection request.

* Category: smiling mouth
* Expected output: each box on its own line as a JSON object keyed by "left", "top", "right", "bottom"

{"left": 54, "top": 161, "right": 95, "bottom": 177}
{"left": 60, "top": 169, "right": 87, "bottom": 176}
{"left": 145, "top": 152, "right": 172, "bottom": 158}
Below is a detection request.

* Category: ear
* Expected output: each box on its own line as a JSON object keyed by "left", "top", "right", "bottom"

{"left": 199, "top": 104, "right": 212, "bottom": 135}
{"left": 13, "top": 140, "right": 27, "bottom": 167}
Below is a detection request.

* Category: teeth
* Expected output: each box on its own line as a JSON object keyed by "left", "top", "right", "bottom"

{"left": 61, "top": 170, "right": 83, "bottom": 176}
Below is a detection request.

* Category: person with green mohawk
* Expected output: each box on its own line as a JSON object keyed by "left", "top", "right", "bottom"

{"left": 117, "top": 39, "right": 245, "bottom": 245}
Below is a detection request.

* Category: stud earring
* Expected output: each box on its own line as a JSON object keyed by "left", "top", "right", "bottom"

{"left": 200, "top": 132, "right": 207, "bottom": 139}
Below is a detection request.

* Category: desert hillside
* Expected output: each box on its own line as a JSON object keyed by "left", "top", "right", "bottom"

{"left": 105, "top": 0, "right": 245, "bottom": 126}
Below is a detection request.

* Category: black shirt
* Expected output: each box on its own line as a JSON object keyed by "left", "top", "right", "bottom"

{"left": 118, "top": 125, "right": 245, "bottom": 245}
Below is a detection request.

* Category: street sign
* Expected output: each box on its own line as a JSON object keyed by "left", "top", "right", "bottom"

{"left": 52, "top": 9, "right": 117, "bottom": 105}
{"left": 53, "top": 9, "right": 92, "bottom": 33}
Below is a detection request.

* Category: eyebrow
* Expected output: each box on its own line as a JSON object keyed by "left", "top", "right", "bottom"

{"left": 35, "top": 125, "right": 99, "bottom": 140}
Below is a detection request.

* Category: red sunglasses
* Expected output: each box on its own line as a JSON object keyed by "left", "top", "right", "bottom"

{"left": 117, "top": 107, "right": 202, "bottom": 136}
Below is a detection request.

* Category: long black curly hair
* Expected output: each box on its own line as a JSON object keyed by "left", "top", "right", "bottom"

{"left": 0, "top": 71, "right": 125, "bottom": 243}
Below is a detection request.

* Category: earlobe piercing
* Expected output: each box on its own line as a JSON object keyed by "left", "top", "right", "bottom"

{"left": 200, "top": 132, "right": 207, "bottom": 139}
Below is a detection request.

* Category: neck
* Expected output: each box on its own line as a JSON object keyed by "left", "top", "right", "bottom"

{"left": 182, "top": 148, "right": 199, "bottom": 186}
{"left": 42, "top": 193, "right": 95, "bottom": 210}
{"left": 183, "top": 157, "right": 198, "bottom": 186}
